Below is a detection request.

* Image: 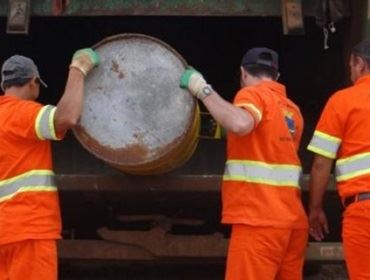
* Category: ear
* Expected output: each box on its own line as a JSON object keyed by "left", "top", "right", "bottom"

{"left": 240, "top": 66, "right": 247, "bottom": 79}
{"left": 362, "top": 57, "right": 370, "bottom": 73}
{"left": 354, "top": 56, "right": 367, "bottom": 73}
{"left": 30, "top": 77, "right": 39, "bottom": 87}
{"left": 358, "top": 56, "right": 367, "bottom": 72}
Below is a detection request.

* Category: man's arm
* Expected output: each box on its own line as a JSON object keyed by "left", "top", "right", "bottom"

{"left": 54, "top": 68, "right": 85, "bottom": 134}
{"left": 309, "top": 154, "right": 333, "bottom": 241}
{"left": 54, "top": 48, "right": 99, "bottom": 136}
{"left": 202, "top": 91, "right": 254, "bottom": 136}
{"left": 180, "top": 69, "right": 254, "bottom": 136}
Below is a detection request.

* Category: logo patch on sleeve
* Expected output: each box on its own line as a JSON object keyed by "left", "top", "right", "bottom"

{"left": 284, "top": 111, "right": 296, "bottom": 136}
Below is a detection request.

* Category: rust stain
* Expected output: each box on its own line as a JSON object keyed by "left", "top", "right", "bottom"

{"left": 73, "top": 118, "right": 197, "bottom": 174}
{"left": 111, "top": 60, "right": 119, "bottom": 73}
{"left": 110, "top": 60, "right": 125, "bottom": 79}
{"left": 115, "top": 143, "right": 150, "bottom": 164}
{"left": 74, "top": 125, "right": 150, "bottom": 165}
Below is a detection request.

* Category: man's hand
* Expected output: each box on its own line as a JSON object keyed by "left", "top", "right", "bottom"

{"left": 70, "top": 48, "right": 100, "bottom": 76}
{"left": 309, "top": 207, "right": 329, "bottom": 241}
{"left": 180, "top": 68, "right": 213, "bottom": 100}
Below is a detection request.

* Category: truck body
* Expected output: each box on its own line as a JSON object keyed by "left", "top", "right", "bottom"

{"left": 1, "top": 0, "right": 367, "bottom": 267}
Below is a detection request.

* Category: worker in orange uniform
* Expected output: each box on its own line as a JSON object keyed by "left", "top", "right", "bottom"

{"left": 180, "top": 48, "right": 308, "bottom": 280}
{"left": 0, "top": 49, "right": 99, "bottom": 280}
{"left": 307, "top": 39, "right": 370, "bottom": 279}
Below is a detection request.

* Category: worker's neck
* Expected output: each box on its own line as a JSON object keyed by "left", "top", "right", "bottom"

{"left": 5, "top": 87, "right": 32, "bottom": 100}
{"left": 249, "top": 76, "right": 273, "bottom": 86}
{"left": 358, "top": 71, "right": 370, "bottom": 80}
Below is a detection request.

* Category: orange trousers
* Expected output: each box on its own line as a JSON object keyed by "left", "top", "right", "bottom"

{"left": 225, "top": 224, "right": 308, "bottom": 280}
{"left": 342, "top": 200, "right": 370, "bottom": 280}
{"left": 0, "top": 239, "right": 57, "bottom": 280}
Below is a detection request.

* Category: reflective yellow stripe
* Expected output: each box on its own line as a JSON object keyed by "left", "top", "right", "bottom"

{"left": 48, "top": 107, "right": 59, "bottom": 140}
{"left": 236, "top": 103, "right": 262, "bottom": 123}
{"left": 35, "top": 106, "right": 48, "bottom": 140}
{"left": 307, "top": 145, "right": 336, "bottom": 159}
{"left": 337, "top": 152, "right": 370, "bottom": 164}
{"left": 0, "top": 170, "right": 56, "bottom": 203}
{"left": 223, "top": 160, "right": 301, "bottom": 187}
{"left": 223, "top": 175, "right": 300, "bottom": 187}
{"left": 0, "top": 186, "right": 57, "bottom": 203}
{"left": 336, "top": 152, "right": 370, "bottom": 181}
{"left": 0, "top": 170, "right": 54, "bottom": 186}
{"left": 337, "top": 168, "right": 370, "bottom": 182}
{"left": 307, "top": 130, "right": 341, "bottom": 159}
{"left": 227, "top": 159, "right": 301, "bottom": 169}
{"left": 35, "top": 105, "right": 59, "bottom": 140}
{"left": 314, "top": 131, "right": 341, "bottom": 143}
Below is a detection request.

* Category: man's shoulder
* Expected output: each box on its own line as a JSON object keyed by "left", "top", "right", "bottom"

{"left": 0, "top": 95, "right": 40, "bottom": 105}
{"left": 321, "top": 86, "right": 355, "bottom": 110}
{"left": 286, "top": 98, "right": 301, "bottom": 113}
{"left": 236, "top": 85, "right": 256, "bottom": 94}
{"left": 331, "top": 84, "right": 357, "bottom": 99}
{"left": 11, "top": 98, "right": 41, "bottom": 110}
{"left": 0, "top": 97, "right": 43, "bottom": 121}
{"left": 235, "top": 85, "right": 263, "bottom": 100}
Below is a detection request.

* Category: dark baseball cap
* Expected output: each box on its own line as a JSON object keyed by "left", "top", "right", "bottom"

{"left": 1, "top": 55, "right": 47, "bottom": 90}
{"left": 241, "top": 47, "right": 279, "bottom": 71}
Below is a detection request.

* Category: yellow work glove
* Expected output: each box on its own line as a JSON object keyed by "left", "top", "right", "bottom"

{"left": 70, "top": 48, "right": 100, "bottom": 76}
{"left": 180, "top": 68, "right": 213, "bottom": 100}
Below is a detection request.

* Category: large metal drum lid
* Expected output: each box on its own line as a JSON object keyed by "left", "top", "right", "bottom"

{"left": 73, "top": 34, "right": 198, "bottom": 174}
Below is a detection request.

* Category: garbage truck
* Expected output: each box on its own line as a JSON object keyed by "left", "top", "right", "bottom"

{"left": 0, "top": 0, "right": 367, "bottom": 272}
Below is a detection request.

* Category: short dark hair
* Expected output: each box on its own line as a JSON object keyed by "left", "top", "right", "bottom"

{"left": 352, "top": 39, "right": 370, "bottom": 67}
{"left": 2, "top": 77, "right": 32, "bottom": 90}
{"left": 241, "top": 48, "right": 279, "bottom": 80}
{"left": 243, "top": 64, "right": 279, "bottom": 80}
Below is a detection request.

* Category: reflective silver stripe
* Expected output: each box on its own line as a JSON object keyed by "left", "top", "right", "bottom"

{"left": 336, "top": 152, "right": 370, "bottom": 182}
{"left": 223, "top": 160, "right": 301, "bottom": 187}
{"left": 0, "top": 170, "right": 56, "bottom": 202}
{"left": 307, "top": 130, "right": 341, "bottom": 159}
{"left": 35, "top": 105, "right": 59, "bottom": 140}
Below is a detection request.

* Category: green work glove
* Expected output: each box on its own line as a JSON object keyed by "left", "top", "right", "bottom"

{"left": 180, "top": 68, "right": 213, "bottom": 100}
{"left": 70, "top": 48, "right": 100, "bottom": 76}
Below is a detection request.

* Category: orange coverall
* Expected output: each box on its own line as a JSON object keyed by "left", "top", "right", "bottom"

{"left": 222, "top": 81, "right": 308, "bottom": 280}
{"left": 0, "top": 95, "right": 62, "bottom": 280}
{"left": 308, "top": 74, "right": 370, "bottom": 279}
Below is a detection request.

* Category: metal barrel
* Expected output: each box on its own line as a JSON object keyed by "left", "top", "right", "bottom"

{"left": 73, "top": 34, "right": 200, "bottom": 175}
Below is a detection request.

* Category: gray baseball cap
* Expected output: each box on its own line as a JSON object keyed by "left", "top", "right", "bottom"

{"left": 1, "top": 55, "right": 47, "bottom": 90}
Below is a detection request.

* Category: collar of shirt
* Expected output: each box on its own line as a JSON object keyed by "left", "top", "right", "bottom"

{"left": 257, "top": 80, "right": 287, "bottom": 97}
{"left": 355, "top": 73, "right": 370, "bottom": 86}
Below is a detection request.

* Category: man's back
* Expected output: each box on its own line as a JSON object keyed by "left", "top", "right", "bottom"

{"left": 0, "top": 96, "right": 53, "bottom": 177}
{"left": 229, "top": 81, "right": 303, "bottom": 160}
{"left": 332, "top": 75, "right": 370, "bottom": 157}
{"left": 222, "top": 80, "right": 308, "bottom": 229}
{"left": 0, "top": 95, "right": 61, "bottom": 246}
{"left": 309, "top": 74, "right": 370, "bottom": 197}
